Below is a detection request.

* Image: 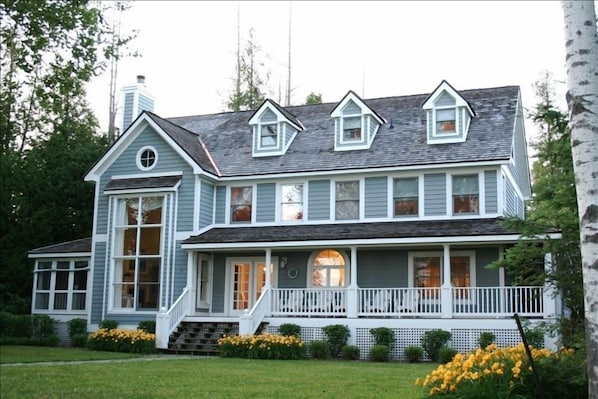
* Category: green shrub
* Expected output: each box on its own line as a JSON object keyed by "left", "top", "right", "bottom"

{"left": 322, "top": 324, "right": 350, "bottom": 358}
{"left": 309, "top": 340, "right": 330, "bottom": 359}
{"left": 217, "top": 334, "right": 305, "bottom": 359}
{"left": 99, "top": 320, "right": 119, "bottom": 330}
{"left": 421, "top": 329, "right": 451, "bottom": 362}
{"left": 0, "top": 312, "right": 15, "bottom": 336}
{"left": 68, "top": 318, "right": 88, "bottom": 338}
{"left": 370, "top": 345, "right": 390, "bottom": 362}
{"left": 137, "top": 320, "right": 156, "bottom": 334}
{"left": 87, "top": 328, "right": 157, "bottom": 354}
{"left": 438, "top": 347, "right": 458, "bottom": 364}
{"left": 30, "top": 335, "right": 60, "bottom": 347}
{"left": 278, "top": 323, "right": 301, "bottom": 337}
{"left": 370, "top": 327, "right": 395, "bottom": 349}
{"left": 340, "top": 345, "right": 360, "bottom": 360}
{"left": 404, "top": 345, "right": 423, "bottom": 363}
{"left": 524, "top": 326, "right": 545, "bottom": 349}
{"left": 31, "top": 315, "right": 56, "bottom": 338}
{"left": 478, "top": 331, "right": 496, "bottom": 349}
{"left": 71, "top": 333, "right": 88, "bottom": 347}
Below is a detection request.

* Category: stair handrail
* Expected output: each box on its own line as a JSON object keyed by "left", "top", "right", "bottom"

{"left": 155, "top": 286, "right": 192, "bottom": 349}
{"left": 239, "top": 287, "right": 271, "bottom": 335}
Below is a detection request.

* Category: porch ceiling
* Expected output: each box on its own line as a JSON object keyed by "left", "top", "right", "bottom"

{"left": 182, "top": 218, "right": 559, "bottom": 249}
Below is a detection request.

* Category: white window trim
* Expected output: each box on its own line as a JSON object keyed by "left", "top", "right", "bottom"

{"left": 339, "top": 113, "right": 365, "bottom": 145}
{"left": 407, "top": 250, "right": 476, "bottom": 289}
{"left": 136, "top": 146, "right": 158, "bottom": 171}
{"left": 32, "top": 259, "right": 89, "bottom": 313}
{"left": 257, "top": 121, "right": 280, "bottom": 150}
{"left": 278, "top": 182, "right": 306, "bottom": 223}
{"left": 432, "top": 105, "right": 459, "bottom": 138}
{"left": 307, "top": 249, "right": 349, "bottom": 288}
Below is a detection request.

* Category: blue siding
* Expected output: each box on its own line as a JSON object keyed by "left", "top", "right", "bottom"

{"left": 90, "top": 242, "right": 107, "bottom": 324}
{"left": 95, "top": 175, "right": 110, "bottom": 234}
{"left": 357, "top": 250, "right": 408, "bottom": 287}
{"left": 138, "top": 94, "right": 154, "bottom": 114}
{"left": 256, "top": 183, "right": 276, "bottom": 222}
{"left": 199, "top": 181, "right": 214, "bottom": 228}
{"left": 484, "top": 170, "right": 498, "bottom": 213}
{"left": 424, "top": 173, "right": 446, "bottom": 216}
{"left": 172, "top": 243, "right": 187, "bottom": 302}
{"left": 211, "top": 254, "right": 226, "bottom": 313}
{"left": 475, "top": 247, "right": 500, "bottom": 287}
{"left": 215, "top": 186, "right": 226, "bottom": 223}
{"left": 123, "top": 92, "right": 134, "bottom": 130}
{"left": 504, "top": 178, "right": 516, "bottom": 216}
{"left": 343, "top": 101, "right": 361, "bottom": 114}
{"left": 364, "top": 177, "right": 388, "bottom": 218}
{"left": 308, "top": 180, "right": 330, "bottom": 220}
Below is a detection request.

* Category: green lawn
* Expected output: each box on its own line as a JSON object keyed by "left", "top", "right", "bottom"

{"left": 0, "top": 347, "right": 435, "bottom": 398}
{"left": 0, "top": 345, "right": 144, "bottom": 363}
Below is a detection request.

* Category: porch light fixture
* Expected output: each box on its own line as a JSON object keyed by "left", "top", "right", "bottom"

{"left": 279, "top": 257, "right": 288, "bottom": 269}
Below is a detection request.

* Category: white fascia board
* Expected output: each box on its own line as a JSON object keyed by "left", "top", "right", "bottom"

{"left": 501, "top": 165, "right": 526, "bottom": 200}
{"left": 331, "top": 91, "right": 384, "bottom": 124}
{"left": 85, "top": 115, "right": 203, "bottom": 182}
{"left": 28, "top": 252, "right": 91, "bottom": 259}
{"left": 215, "top": 160, "right": 510, "bottom": 182}
{"left": 249, "top": 101, "right": 303, "bottom": 131}
{"left": 422, "top": 81, "right": 472, "bottom": 115}
{"left": 181, "top": 232, "right": 562, "bottom": 251}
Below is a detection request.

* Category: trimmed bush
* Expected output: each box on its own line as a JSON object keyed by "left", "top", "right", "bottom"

{"left": 278, "top": 323, "right": 301, "bottom": 337}
{"left": 341, "top": 345, "right": 360, "bottom": 360}
{"left": 421, "top": 329, "right": 451, "bottom": 362}
{"left": 99, "top": 320, "right": 119, "bottom": 330}
{"left": 322, "top": 324, "right": 350, "bottom": 358}
{"left": 68, "top": 318, "right": 88, "bottom": 337}
{"left": 87, "top": 328, "right": 157, "bottom": 354}
{"left": 137, "top": 320, "right": 156, "bottom": 334}
{"left": 370, "top": 345, "right": 390, "bottom": 362}
{"left": 478, "top": 332, "right": 496, "bottom": 349}
{"left": 217, "top": 333, "right": 305, "bottom": 359}
{"left": 71, "top": 333, "right": 88, "bottom": 348}
{"left": 0, "top": 313, "right": 58, "bottom": 346}
{"left": 309, "top": 340, "right": 330, "bottom": 360}
{"left": 404, "top": 345, "right": 424, "bottom": 363}
{"left": 438, "top": 347, "right": 458, "bottom": 364}
{"left": 370, "top": 327, "right": 395, "bottom": 349}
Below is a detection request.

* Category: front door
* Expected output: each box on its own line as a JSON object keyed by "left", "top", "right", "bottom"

{"left": 228, "top": 258, "right": 271, "bottom": 315}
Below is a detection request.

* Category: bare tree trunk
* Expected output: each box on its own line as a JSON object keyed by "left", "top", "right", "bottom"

{"left": 561, "top": 1, "right": 598, "bottom": 397}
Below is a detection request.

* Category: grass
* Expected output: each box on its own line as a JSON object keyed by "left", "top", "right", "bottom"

{"left": 0, "top": 346, "right": 435, "bottom": 398}
{"left": 0, "top": 345, "right": 144, "bottom": 364}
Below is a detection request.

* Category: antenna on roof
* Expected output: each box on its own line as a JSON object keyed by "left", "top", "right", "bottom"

{"left": 389, "top": 118, "right": 394, "bottom": 129}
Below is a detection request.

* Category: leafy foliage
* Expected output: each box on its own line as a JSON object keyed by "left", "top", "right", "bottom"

{"left": 0, "top": 313, "right": 59, "bottom": 346}
{"left": 308, "top": 340, "right": 330, "bottom": 359}
{"left": 438, "top": 347, "right": 458, "bottom": 364}
{"left": 340, "top": 345, "right": 360, "bottom": 360}
{"left": 99, "top": 320, "right": 119, "bottom": 330}
{"left": 478, "top": 332, "right": 496, "bottom": 349}
{"left": 370, "top": 345, "right": 390, "bottom": 362}
{"left": 217, "top": 333, "right": 305, "bottom": 360}
{"left": 87, "top": 328, "right": 157, "bottom": 354}
{"left": 305, "top": 92, "right": 322, "bottom": 104}
{"left": 404, "top": 345, "right": 424, "bottom": 363}
{"left": 67, "top": 318, "right": 88, "bottom": 338}
{"left": 421, "top": 329, "right": 451, "bottom": 362}
{"left": 137, "top": 320, "right": 156, "bottom": 334}
{"left": 322, "top": 324, "right": 351, "bottom": 358}
{"left": 370, "top": 327, "right": 395, "bottom": 349}
{"left": 278, "top": 323, "right": 301, "bottom": 337}
{"left": 488, "top": 77, "right": 584, "bottom": 347}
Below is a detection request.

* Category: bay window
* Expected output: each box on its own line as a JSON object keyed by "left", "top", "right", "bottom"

{"left": 33, "top": 259, "right": 88, "bottom": 312}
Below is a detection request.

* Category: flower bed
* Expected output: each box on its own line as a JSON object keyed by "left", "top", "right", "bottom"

{"left": 87, "top": 328, "right": 157, "bottom": 354}
{"left": 218, "top": 333, "right": 305, "bottom": 360}
{"left": 416, "top": 343, "right": 586, "bottom": 398}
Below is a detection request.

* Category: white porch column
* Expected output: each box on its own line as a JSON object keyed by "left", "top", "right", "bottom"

{"left": 264, "top": 249, "right": 272, "bottom": 288}
{"left": 543, "top": 252, "right": 557, "bottom": 319}
{"left": 347, "top": 246, "right": 358, "bottom": 318}
{"left": 441, "top": 244, "right": 453, "bottom": 318}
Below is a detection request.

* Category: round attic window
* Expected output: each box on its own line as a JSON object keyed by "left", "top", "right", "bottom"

{"left": 137, "top": 146, "right": 157, "bottom": 170}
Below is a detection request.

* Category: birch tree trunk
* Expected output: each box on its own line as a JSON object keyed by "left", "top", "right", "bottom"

{"left": 561, "top": 1, "right": 598, "bottom": 397}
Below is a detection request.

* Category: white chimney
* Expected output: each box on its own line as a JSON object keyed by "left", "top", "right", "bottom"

{"left": 120, "top": 75, "right": 155, "bottom": 133}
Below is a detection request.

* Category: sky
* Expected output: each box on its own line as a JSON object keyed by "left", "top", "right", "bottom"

{"left": 86, "top": 1, "right": 570, "bottom": 141}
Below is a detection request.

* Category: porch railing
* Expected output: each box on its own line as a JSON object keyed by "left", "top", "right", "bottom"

{"left": 358, "top": 287, "right": 441, "bottom": 316}
{"left": 239, "top": 287, "right": 271, "bottom": 335}
{"left": 271, "top": 288, "right": 347, "bottom": 317}
{"left": 155, "top": 287, "right": 192, "bottom": 349}
{"left": 452, "top": 286, "right": 544, "bottom": 317}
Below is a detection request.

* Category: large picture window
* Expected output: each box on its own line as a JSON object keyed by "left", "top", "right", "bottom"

{"left": 113, "top": 196, "right": 162, "bottom": 311}
{"left": 231, "top": 186, "right": 252, "bottom": 222}
{"left": 335, "top": 181, "right": 359, "bottom": 220}
{"left": 452, "top": 174, "right": 479, "bottom": 214}
{"left": 311, "top": 249, "right": 346, "bottom": 287}
{"left": 33, "top": 259, "right": 88, "bottom": 312}
{"left": 281, "top": 184, "right": 304, "bottom": 221}
{"left": 393, "top": 177, "right": 419, "bottom": 216}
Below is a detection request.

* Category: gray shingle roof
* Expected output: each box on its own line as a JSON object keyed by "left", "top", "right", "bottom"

{"left": 163, "top": 85, "right": 519, "bottom": 178}
{"left": 183, "top": 218, "right": 521, "bottom": 245}
{"left": 29, "top": 237, "right": 92, "bottom": 255}
{"left": 105, "top": 175, "right": 181, "bottom": 191}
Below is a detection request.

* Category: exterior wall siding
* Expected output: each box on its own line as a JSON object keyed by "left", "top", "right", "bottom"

{"left": 307, "top": 179, "right": 331, "bottom": 220}
{"left": 484, "top": 170, "right": 498, "bottom": 213}
{"left": 504, "top": 177, "right": 517, "bottom": 217}
{"left": 90, "top": 241, "right": 107, "bottom": 324}
{"left": 199, "top": 181, "right": 214, "bottom": 228}
{"left": 424, "top": 173, "right": 447, "bottom": 216}
{"left": 357, "top": 250, "right": 409, "bottom": 287}
{"left": 475, "top": 247, "right": 500, "bottom": 287}
{"left": 211, "top": 254, "right": 226, "bottom": 313}
{"left": 171, "top": 243, "right": 187, "bottom": 300}
{"left": 122, "top": 92, "right": 134, "bottom": 130}
{"left": 138, "top": 94, "right": 154, "bottom": 114}
{"left": 256, "top": 183, "right": 276, "bottom": 222}
{"left": 364, "top": 176, "right": 388, "bottom": 218}
{"left": 215, "top": 186, "right": 226, "bottom": 223}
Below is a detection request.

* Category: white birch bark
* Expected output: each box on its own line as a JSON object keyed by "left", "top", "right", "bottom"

{"left": 561, "top": 1, "right": 598, "bottom": 397}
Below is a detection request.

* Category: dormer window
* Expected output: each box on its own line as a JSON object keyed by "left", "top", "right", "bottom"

{"left": 331, "top": 91, "right": 384, "bottom": 151}
{"left": 422, "top": 80, "right": 475, "bottom": 144}
{"left": 249, "top": 99, "right": 303, "bottom": 157}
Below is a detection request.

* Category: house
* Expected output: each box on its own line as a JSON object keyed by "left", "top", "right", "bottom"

{"left": 29, "top": 78, "right": 562, "bottom": 358}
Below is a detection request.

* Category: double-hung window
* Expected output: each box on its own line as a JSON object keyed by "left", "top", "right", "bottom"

{"left": 281, "top": 183, "right": 304, "bottom": 221}
{"left": 393, "top": 177, "right": 419, "bottom": 216}
{"left": 452, "top": 174, "right": 479, "bottom": 214}
{"left": 435, "top": 108, "right": 456, "bottom": 133}
{"left": 260, "top": 123, "right": 278, "bottom": 147}
{"left": 335, "top": 180, "right": 359, "bottom": 220}
{"left": 113, "top": 196, "right": 162, "bottom": 311}
{"left": 342, "top": 116, "right": 362, "bottom": 141}
{"left": 33, "top": 259, "right": 88, "bottom": 311}
{"left": 231, "top": 186, "right": 253, "bottom": 222}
